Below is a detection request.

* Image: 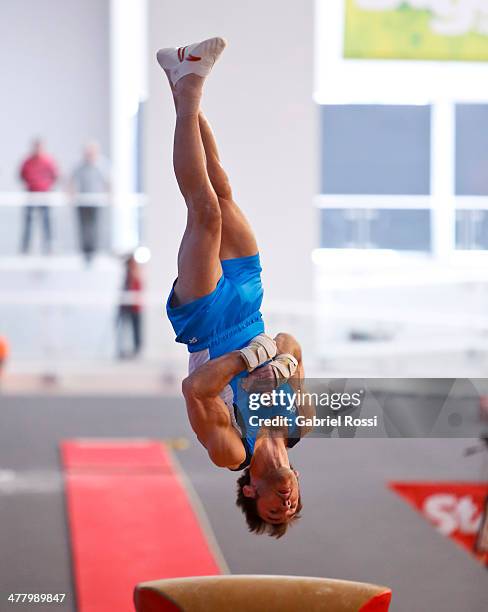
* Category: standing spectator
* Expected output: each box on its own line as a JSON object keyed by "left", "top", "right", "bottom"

{"left": 116, "top": 254, "right": 143, "bottom": 359}
{"left": 70, "top": 141, "right": 110, "bottom": 264}
{"left": 19, "top": 138, "right": 58, "bottom": 254}
{"left": 0, "top": 336, "right": 9, "bottom": 384}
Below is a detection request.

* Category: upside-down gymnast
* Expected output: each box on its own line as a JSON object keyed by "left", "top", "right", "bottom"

{"left": 157, "top": 37, "right": 315, "bottom": 538}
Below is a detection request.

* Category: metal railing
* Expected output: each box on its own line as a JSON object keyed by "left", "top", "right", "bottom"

{"left": 0, "top": 191, "right": 147, "bottom": 256}
{"left": 0, "top": 192, "right": 146, "bottom": 207}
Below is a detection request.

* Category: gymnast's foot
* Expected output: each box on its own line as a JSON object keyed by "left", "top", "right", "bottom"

{"left": 157, "top": 36, "right": 227, "bottom": 88}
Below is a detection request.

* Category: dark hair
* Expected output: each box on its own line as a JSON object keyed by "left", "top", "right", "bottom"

{"left": 235, "top": 467, "right": 302, "bottom": 539}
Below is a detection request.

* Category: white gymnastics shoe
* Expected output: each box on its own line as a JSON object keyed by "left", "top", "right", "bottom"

{"left": 157, "top": 37, "right": 227, "bottom": 85}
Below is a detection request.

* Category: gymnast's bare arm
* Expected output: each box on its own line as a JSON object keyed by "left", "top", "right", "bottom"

{"left": 275, "top": 334, "right": 316, "bottom": 438}
{"left": 182, "top": 333, "right": 307, "bottom": 468}
{"left": 182, "top": 351, "right": 248, "bottom": 469}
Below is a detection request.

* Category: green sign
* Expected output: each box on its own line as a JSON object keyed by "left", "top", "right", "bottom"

{"left": 344, "top": 0, "right": 488, "bottom": 61}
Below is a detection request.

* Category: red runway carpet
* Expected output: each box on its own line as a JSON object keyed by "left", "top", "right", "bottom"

{"left": 61, "top": 440, "right": 223, "bottom": 612}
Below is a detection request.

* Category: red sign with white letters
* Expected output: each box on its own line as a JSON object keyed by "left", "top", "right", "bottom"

{"left": 389, "top": 482, "right": 488, "bottom": 566}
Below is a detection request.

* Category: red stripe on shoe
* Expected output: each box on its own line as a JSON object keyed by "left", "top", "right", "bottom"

{"left": 187, "top": 54, "right": 202, "bottom": 62}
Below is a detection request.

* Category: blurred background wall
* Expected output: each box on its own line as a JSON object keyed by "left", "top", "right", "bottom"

{"left": 0, "top": 0, "right": 110, "bottom": 189}
{"left": 144, "top": 0, "right": 316, "bottom": 362}
{"left": 1, "top": 0, "right": 488, "bottom": 386}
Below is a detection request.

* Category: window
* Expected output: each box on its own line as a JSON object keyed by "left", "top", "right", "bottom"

{"left": 320, "top": 105, "right": 431, "bottom": 195}
{"left": 456, "top": 104, "right": 488, "bottom": 197}
{"left": 319, "top": 104, "right": 432, "bottom": 251}
{"left": 320, "top": 209, "right": 431, "bottom": 251}
{"left": 315, "top": 0, "right": 488, "bottom": 258}
{"left": 454, "top": 104, "right": 488, "bottom": 250}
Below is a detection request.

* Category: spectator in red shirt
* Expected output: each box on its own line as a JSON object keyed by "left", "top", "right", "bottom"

{"left": 116, "top": 254, "right": 144, "bottom": 359}
{"left": 19, "top": 138, "right": 59, "bottom": 254}
{"left": 0, "top": 336, "right": 9, "bottom": 383}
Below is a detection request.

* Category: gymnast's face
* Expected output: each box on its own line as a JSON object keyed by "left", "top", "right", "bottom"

{"left": 253, "top": 467, "right": 300, "bottom": 524}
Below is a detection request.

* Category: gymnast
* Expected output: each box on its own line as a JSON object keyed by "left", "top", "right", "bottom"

{"left": 157, "top": 37, "right": 315, "bottom": 538}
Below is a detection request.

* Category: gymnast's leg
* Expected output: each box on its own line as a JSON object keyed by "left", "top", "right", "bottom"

{"left": 197, "top": 111, "right": 259, "bottom": 260}
{"left": 159, "top": 55, "right": 224, "bottom": 306}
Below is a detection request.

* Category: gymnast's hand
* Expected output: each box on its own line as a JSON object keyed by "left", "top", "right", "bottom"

{"left": 241, "top": 364, "right": 278, "bottom": 394}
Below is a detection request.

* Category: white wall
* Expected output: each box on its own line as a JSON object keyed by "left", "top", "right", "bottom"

{"left": 145, "top": 0, "right": 316, "bottom": 361}
{"left": 0, "top": 0, "right": 110, "bottom": 190}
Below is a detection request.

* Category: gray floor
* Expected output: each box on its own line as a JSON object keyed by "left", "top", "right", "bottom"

{"left": 0, "top": 395, "right": 487, "bottom": 612}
